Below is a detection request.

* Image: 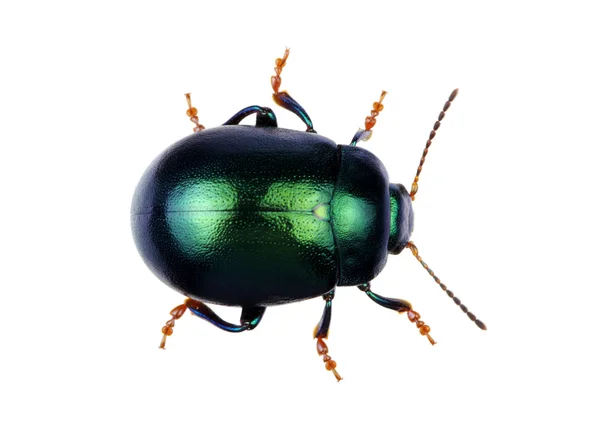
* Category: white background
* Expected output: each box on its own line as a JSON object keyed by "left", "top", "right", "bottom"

{"left": 1, "top": 1, "right": 599, "bottom": 438}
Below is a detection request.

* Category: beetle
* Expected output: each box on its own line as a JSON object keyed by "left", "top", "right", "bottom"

{"left": 131, "top": 49, "right": 486, "bottom": 381}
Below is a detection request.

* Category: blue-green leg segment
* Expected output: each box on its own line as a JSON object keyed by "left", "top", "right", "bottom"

{"left": 223, "top": 105, "right": 277, "bottom": 127}
{"left": 313, "top": 291, "right": 334, "bottom": 339}
{"left": 358, "top": 282, "right": 436, "bottom": 345}
{"left": 272, "top": 91, "right": 315, "bottom": 132}
{"left": 187, "top": 300, "right": 266, "bottom": 333}
{"left": 159, "top": 299, "right": 266, "bottom": 349}
{"left": 313, "top": 291, "right": 342, "bottom": 381}
{"left": 223, "top": 106, "right": 278, "bottom": 128}
{"left": 358, "top": 283, "right": 412, "bottom": 312}
{"left": 349, "top": 129, "right": 372, "bottom": 146}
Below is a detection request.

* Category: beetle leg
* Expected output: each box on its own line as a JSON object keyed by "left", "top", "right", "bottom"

{"left": 270, "top": 48, "right": 316, "bottom": 133}
{"left": 223, "top": 106, "right": 278, "bottom": 128}
{"left": 313, "top": 291, "right": 342, "bottom": 381}
{"left": 272, "top": 92, "right": 315, "bottom": 132}
{"left": 240, "top": 306, "right": 267, "bottom": 330}
{"left": 159, "top": 302, "right": 188, "bottom": 349}
{"left": 184, "top": 93, "right": 205, "bottom": 133}
{"left": 358, "top": 283, "right": 437, "bottom": 346}
{"left": 159, "top": 299, "right": 266, "bottom": 349}
{"left": 349, "top": 91, "right": 387, "bottom": 146}
{"left": 186, "top": 299, "right": 266, "bottom": 333}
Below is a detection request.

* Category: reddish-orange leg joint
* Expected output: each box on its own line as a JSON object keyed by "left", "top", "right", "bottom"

{"left": 271, "top": 48, "right": 290, "bottom": 94}
{"left": 364, "top": 90, "right": 387, "bottom": 131}
{"left": 406, "top": 242, "right": 487, "bottom": 330}
{"left": 159, "top": 300, "right": 190, "bottom": 349}
{"left": 410, "top": 88, "right": 459, "bottom": 200}
{"left": 315, "top": 337, "right": 342, "bottom": 382}
{"left": 404, "top": 309, "right": 436, "bottom": 345}
{"left": 185, "top": 93, "right": 205, "bottom": 133}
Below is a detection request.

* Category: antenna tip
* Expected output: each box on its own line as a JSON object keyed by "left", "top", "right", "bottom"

{"left": 475, "top": 319, "right": 487, "bottom": 330}
{"left": 450, "top": 88, "right": 459, "bottom": 101}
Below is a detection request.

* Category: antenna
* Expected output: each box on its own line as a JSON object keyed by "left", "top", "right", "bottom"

{"left": 410, "top": 88, "right": 458, "bottom": 201}
{"left": 407, "top": 242, "right": 487, "bottom": 330}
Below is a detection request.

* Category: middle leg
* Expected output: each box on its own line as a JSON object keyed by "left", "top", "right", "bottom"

{"left": 270, "top": 48, "right": 316, "bottom": 132}
{"left": 313, "top": 290, "right": 342, "bottom": 381}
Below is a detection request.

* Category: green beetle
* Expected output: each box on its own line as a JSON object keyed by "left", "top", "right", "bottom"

{"left": 131, "top": 49, "right": 485, "bottom": 381}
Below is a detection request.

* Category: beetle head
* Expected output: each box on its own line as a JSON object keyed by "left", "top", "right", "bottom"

{"left": 388, "top": 183, "right": 414, "bottom": 255}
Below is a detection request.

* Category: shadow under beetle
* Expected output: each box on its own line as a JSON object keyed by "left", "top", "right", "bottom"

{"left": 131, "top": 49, "right": 486, "bottom": 381}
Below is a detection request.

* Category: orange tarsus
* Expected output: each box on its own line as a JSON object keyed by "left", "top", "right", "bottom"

{"left": 159, "top": 302, "right": 189, "bottom": 349}
{"left": 364, "top": 90, "right": 387, "bottom": 131}
{"left": 271, "top": 48, "right": 290, "bottom": 94}
{"left": 316, "top": 337, "right": 342, "bottom": 382}
{"left": 184, "top": 93, "right": 205, "bottom": 133}
{"left": 405, "top": 309, "right": 436, "bottom": 345}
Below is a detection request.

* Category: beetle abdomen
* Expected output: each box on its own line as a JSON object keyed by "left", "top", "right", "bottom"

{"left": 131, "top": 126, "right": 339, "bottom": 306}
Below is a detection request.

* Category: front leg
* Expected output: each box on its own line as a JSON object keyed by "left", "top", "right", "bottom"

{"left": 159, "top": 298, "right": 266, "bottom": 349}
{"left": 349, "top": 90, "right": 387, "bottom": 146}
{"left": 358, "top": 283, "right": 436, "bottom": 345}
{"left": 313, "top": 291, "right": 342, "bottom": 381}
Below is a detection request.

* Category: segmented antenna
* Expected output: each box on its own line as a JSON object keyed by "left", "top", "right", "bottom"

{"left": 406, "top": 242, "right": 487, "bottom": 330}
{"left": 410, "top": 88, "right": 458, "bottom": 201}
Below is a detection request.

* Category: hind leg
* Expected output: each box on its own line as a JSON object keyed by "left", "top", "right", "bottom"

{"left": 159, "top": 298, "right": 266, "bottom": 349}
